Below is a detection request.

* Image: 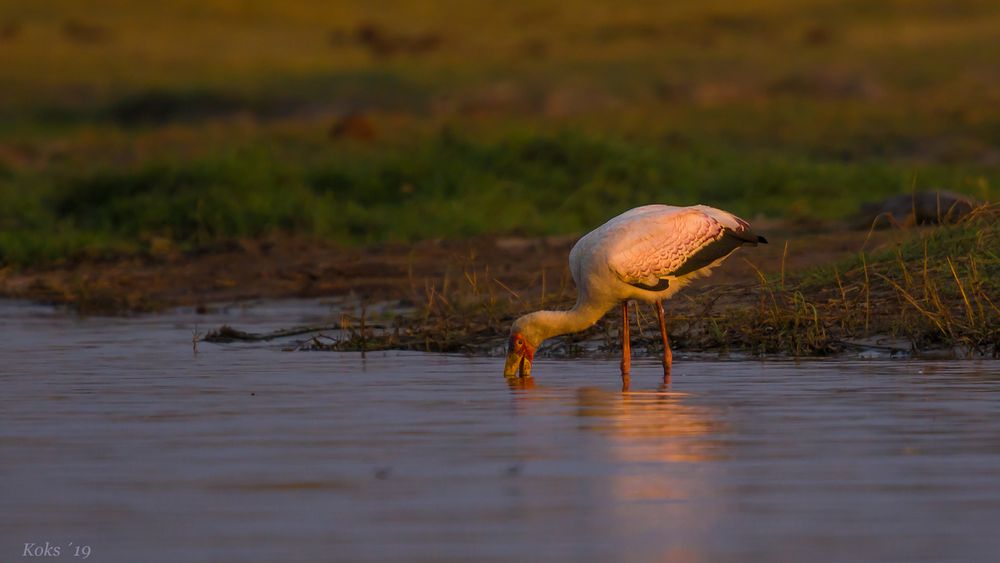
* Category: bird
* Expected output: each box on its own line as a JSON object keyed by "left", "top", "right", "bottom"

{"left": 503, "top": 204, "right": 766, "bottom": 386}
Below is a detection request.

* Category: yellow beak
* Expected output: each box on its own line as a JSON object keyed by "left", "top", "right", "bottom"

{"left": 503, "top": 351, "right": 531, "bottom": 378}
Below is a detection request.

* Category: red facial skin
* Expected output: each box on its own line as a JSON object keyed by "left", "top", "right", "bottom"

{"left": 508, "top": 333, "right": 535, "bottom": 362}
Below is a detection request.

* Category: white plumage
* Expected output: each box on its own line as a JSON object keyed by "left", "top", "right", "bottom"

{"left": 504, "top": 204, "right": 766, "bottom": 383}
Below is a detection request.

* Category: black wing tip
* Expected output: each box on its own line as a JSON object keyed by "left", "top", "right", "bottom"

{"left": 757, "top": 235, "right": 768, "bottom": 244}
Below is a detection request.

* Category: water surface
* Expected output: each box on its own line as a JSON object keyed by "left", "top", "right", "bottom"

{"left": 2, "top": 301, "right": 999, "bottom": 562}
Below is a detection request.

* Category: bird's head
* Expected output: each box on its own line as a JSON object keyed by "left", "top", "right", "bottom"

{"left": 503, "top": 316, "right": 541, "bottom": 378}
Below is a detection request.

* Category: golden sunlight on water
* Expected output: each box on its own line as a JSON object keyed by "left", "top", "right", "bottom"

{"left": 578, "top": 389, "right": 721, "bottom": 499}
{"left": 508, "top": 380, "right": 730, "bottom": 561}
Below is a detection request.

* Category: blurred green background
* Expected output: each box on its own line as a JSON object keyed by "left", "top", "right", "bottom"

{"left": 1, "top": 0, "right": 997, "bottom": 265}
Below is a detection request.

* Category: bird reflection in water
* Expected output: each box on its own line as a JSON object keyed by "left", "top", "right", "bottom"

{"left": 505, "top": 375, "right": 537, "bottom": 391}
{"left": 574, "top": 385, "right": 726, "bottom": 464}
{"left": 509, "top": 376, "right": 728, "bottom": 495}
{"left": 505, "top": 374, "right": 730, "bottom": 554}
{"left": 508, "top": 365, "right": 647, "bottom": 392}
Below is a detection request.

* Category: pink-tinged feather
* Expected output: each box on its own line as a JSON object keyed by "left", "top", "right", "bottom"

{"left": 606, "top": 208, "right": 725, "bottom": 286}
{"left": 596, "top": 205, "right": 760, "bottom": 289}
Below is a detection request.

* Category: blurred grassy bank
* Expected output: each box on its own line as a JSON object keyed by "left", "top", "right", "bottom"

{"left": 0, "top": 0, "right": 997, "bottom": 267}
{"left": 2, "top": 131, "right": 995, "bottom": 266}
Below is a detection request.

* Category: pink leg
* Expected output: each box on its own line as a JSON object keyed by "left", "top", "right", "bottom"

{"left": 621, "top": 301, "right": 631, "bottom": 389}
{"left": 656, "top": 301, "right": 672, "bottom": 382}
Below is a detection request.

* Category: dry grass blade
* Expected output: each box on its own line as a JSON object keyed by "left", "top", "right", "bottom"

{"left": 492, "top": 278, "right": 521, "bottom": 301}
{"left": 861, "top": 252, "right": 871, "bottom": 335}
{"left": 873, "top": 272, "right": 949, "bottom": 337}
{"left": 946, "top": 257, "right": 975, "bottom": 325}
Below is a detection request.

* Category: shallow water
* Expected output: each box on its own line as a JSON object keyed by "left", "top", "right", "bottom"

{"left": 2, "top": 300, "right": 999, "bottom": 562}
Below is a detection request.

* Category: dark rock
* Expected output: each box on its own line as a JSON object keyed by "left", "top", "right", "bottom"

{"left": 856, "top": 191, "right": 979, "bottom": 229}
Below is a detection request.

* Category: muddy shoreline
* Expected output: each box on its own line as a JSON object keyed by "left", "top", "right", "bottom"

{"left": 1, "top": 222, "right": 873, "bottom": 313}
{"left": 7, "top": 222, "right": 994, "bottom": 359}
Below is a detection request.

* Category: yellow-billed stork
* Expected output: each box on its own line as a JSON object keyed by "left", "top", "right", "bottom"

{"left": 504, "top": 204, "right": 767, "bottom": 385}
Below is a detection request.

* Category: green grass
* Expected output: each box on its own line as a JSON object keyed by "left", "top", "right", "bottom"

{"left": 2, "top": 130, "right": 995, "bottom": 266}
{"left": 767, "top": 208, "right": 1000, "bottom": 355}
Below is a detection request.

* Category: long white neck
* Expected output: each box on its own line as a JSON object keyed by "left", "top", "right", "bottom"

{"left": 519, "top": 294, "right": 614, "bottom": 344}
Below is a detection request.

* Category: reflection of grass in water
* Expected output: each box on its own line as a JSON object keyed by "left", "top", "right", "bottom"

{"left": 1, "top": 131, "right": 993, "bottom": 266}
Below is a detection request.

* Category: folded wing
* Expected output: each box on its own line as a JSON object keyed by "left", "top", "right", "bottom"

{"left": 607, "top": 206, "right": 764, "bottom": 291}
